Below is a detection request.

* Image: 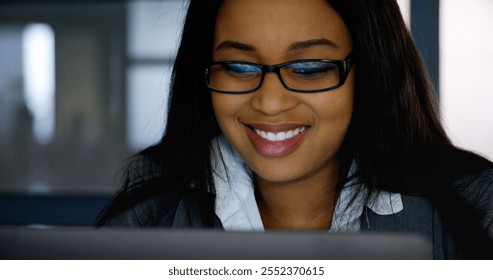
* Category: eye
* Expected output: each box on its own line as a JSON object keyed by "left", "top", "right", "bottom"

{"left": 222, "top": 63, "right": 261, "bottom": 79}
{"left": 288, "top": 61, "right": 338, "bottom": 80}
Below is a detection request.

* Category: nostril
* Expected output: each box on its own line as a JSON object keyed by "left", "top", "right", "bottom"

{"left": 249, "top": 87, "right": 299, "bottom": 116}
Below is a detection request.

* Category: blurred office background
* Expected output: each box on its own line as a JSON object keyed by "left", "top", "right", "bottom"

{"left": 0, "top": 0, "right": 492, "bottom": 225}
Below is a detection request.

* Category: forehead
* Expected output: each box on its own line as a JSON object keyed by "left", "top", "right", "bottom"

{"left": 214, "top": 0, "right": 352, "bottom": 55}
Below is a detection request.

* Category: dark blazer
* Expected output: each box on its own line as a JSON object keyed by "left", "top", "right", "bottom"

{"left": 97, "top": 149, "right": 493, "bottom": 259}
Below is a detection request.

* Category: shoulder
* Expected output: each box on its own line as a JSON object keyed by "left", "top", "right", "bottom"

{"left": 96, "top": 183, "right": 182, "bottom": 227}
{"left": 96, "top": 151, "right": 219, "bottom": 228}
{"left": 423, "top": 147, "right": 493, "bottom": 257}
{"left": 364, "top": 148, "right": 493, "bottom": 258}
{"left": 452, "top": 166, "right": 493, "bottom": 237}
{"left": 413, "top": 146, "right": 493, "bottom": 207}
{"left": 97, "top": 186, "right": 220, "bottom": 227}
{"left": 99, "top": 193, "right": 175, "bottom": 227}
{"left": 424, "top": 147, "right": 493, "bottom": 234}
{"left": 95, "top": 150, "right": 170, "bottom": 225}
{"left": 420, "top": 148, "right": 493, "bottom": 258}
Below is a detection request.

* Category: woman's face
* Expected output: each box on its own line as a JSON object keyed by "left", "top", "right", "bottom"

{"left": 211, "top": 0, "right": 354, "bottom": 184}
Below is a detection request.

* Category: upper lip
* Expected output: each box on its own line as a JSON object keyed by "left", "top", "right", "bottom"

{"left": 244, "top": 123, "right": 309, "bottom": 133}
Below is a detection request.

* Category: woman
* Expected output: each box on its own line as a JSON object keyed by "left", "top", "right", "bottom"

{"left": 97, "top": 0, "right": 493, "bottom": 259}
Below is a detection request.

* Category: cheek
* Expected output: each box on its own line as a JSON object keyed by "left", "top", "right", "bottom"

{"left": 327, "top": 74, "right": 355, "bottom": 125}
{"left": 330, "top": 92, "right": 353, "bottom": 125}
{"left": 311, "top": 84, "right": 354, "bottom": 144}
{"left": 314, "top": 86, "right": 353, "bottom": 121}
{"left": 212, "top": 94, "right": 232, "bottom": 121}
{"left": 211, "top": 93, "right": 244, "bottom": 132}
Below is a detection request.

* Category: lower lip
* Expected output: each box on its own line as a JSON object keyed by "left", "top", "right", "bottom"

{"left": 245, "top": 126, "right": 308, "bottom": 158}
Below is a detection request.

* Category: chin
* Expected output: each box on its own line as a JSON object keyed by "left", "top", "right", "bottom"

{"left": 253, "top": 168, "right": 303, "bottom": 184}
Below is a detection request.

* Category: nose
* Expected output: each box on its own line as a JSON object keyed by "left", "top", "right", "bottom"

{"left": 249, "top": 72, "right": 299, "bottom": 116}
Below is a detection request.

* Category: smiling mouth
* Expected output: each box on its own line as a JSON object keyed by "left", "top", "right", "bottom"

{"left": 253, "top": 126, "right": 307, "bottom": 142}
{"left": 244, "top": 124, "right": 310, "bottom": 157}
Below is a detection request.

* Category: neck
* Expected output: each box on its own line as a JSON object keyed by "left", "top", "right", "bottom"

{"left": 255, "top": 161, "right": 340, "bottom": 230}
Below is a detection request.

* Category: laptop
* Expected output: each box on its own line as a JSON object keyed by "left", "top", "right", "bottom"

{"left": 0, "top": 225, "right": 432, "bottom": 259}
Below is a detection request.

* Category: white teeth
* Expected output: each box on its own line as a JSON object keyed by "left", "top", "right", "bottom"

{"left": 276, "top": 132, "right": 286, "bottom": 141}
{"left": 254, "top": 126, "right": 307, "bottom": 142}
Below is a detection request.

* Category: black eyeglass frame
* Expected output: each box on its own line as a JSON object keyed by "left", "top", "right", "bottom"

{"left": 205, "top": 52, "right": 354, "bottom": 94}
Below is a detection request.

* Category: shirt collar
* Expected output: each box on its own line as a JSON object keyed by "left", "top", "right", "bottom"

{"left": 329, "top": 183, "right": 403, "bottom": 232}
{"left": 212, "top": 135, "right": 264, "bottom": 231}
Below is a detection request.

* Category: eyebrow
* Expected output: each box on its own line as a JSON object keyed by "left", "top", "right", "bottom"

{"left": 215, "top": 38, "right": 338, "bottom": 52}
{"left": 216, "top": 41, "right": 256, "bottom": 51}
{"left": 288, "top": 39, "right": 338, "bottom": 50}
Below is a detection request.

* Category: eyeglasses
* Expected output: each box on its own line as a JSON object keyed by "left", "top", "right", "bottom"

{"left": 205, "top": 52, "right": 354, "bottom": 94}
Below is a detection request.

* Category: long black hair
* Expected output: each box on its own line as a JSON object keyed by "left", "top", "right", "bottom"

{"left": 330, "top": 0, "right": 452, "bottom": 191}
{"left": 97, "top": 0, "right": 492, "bottom": 250}
{"left": 96, "top": 0, "right": 223, "bottom": 225}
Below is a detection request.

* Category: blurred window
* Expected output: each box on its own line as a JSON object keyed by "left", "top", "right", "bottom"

{"left": 126, "top": 0, "right": 187, "bottom": 150}
{"left": 23, "top": 23, "right": 55, "bottom": 145}
{"left": 397, "top": 0, "right": 411, "bottom": 27}
{"left": 440, "top": 0, "right": 493, "bottom": 161}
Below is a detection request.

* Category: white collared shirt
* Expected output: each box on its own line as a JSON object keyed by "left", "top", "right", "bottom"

{"left": 212, "top": 135, "right": 403, "bottom": 232}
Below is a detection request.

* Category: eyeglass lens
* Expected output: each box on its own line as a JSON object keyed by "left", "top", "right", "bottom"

{"left": 208, "top": 61, "right": 341, "bottom": 93}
